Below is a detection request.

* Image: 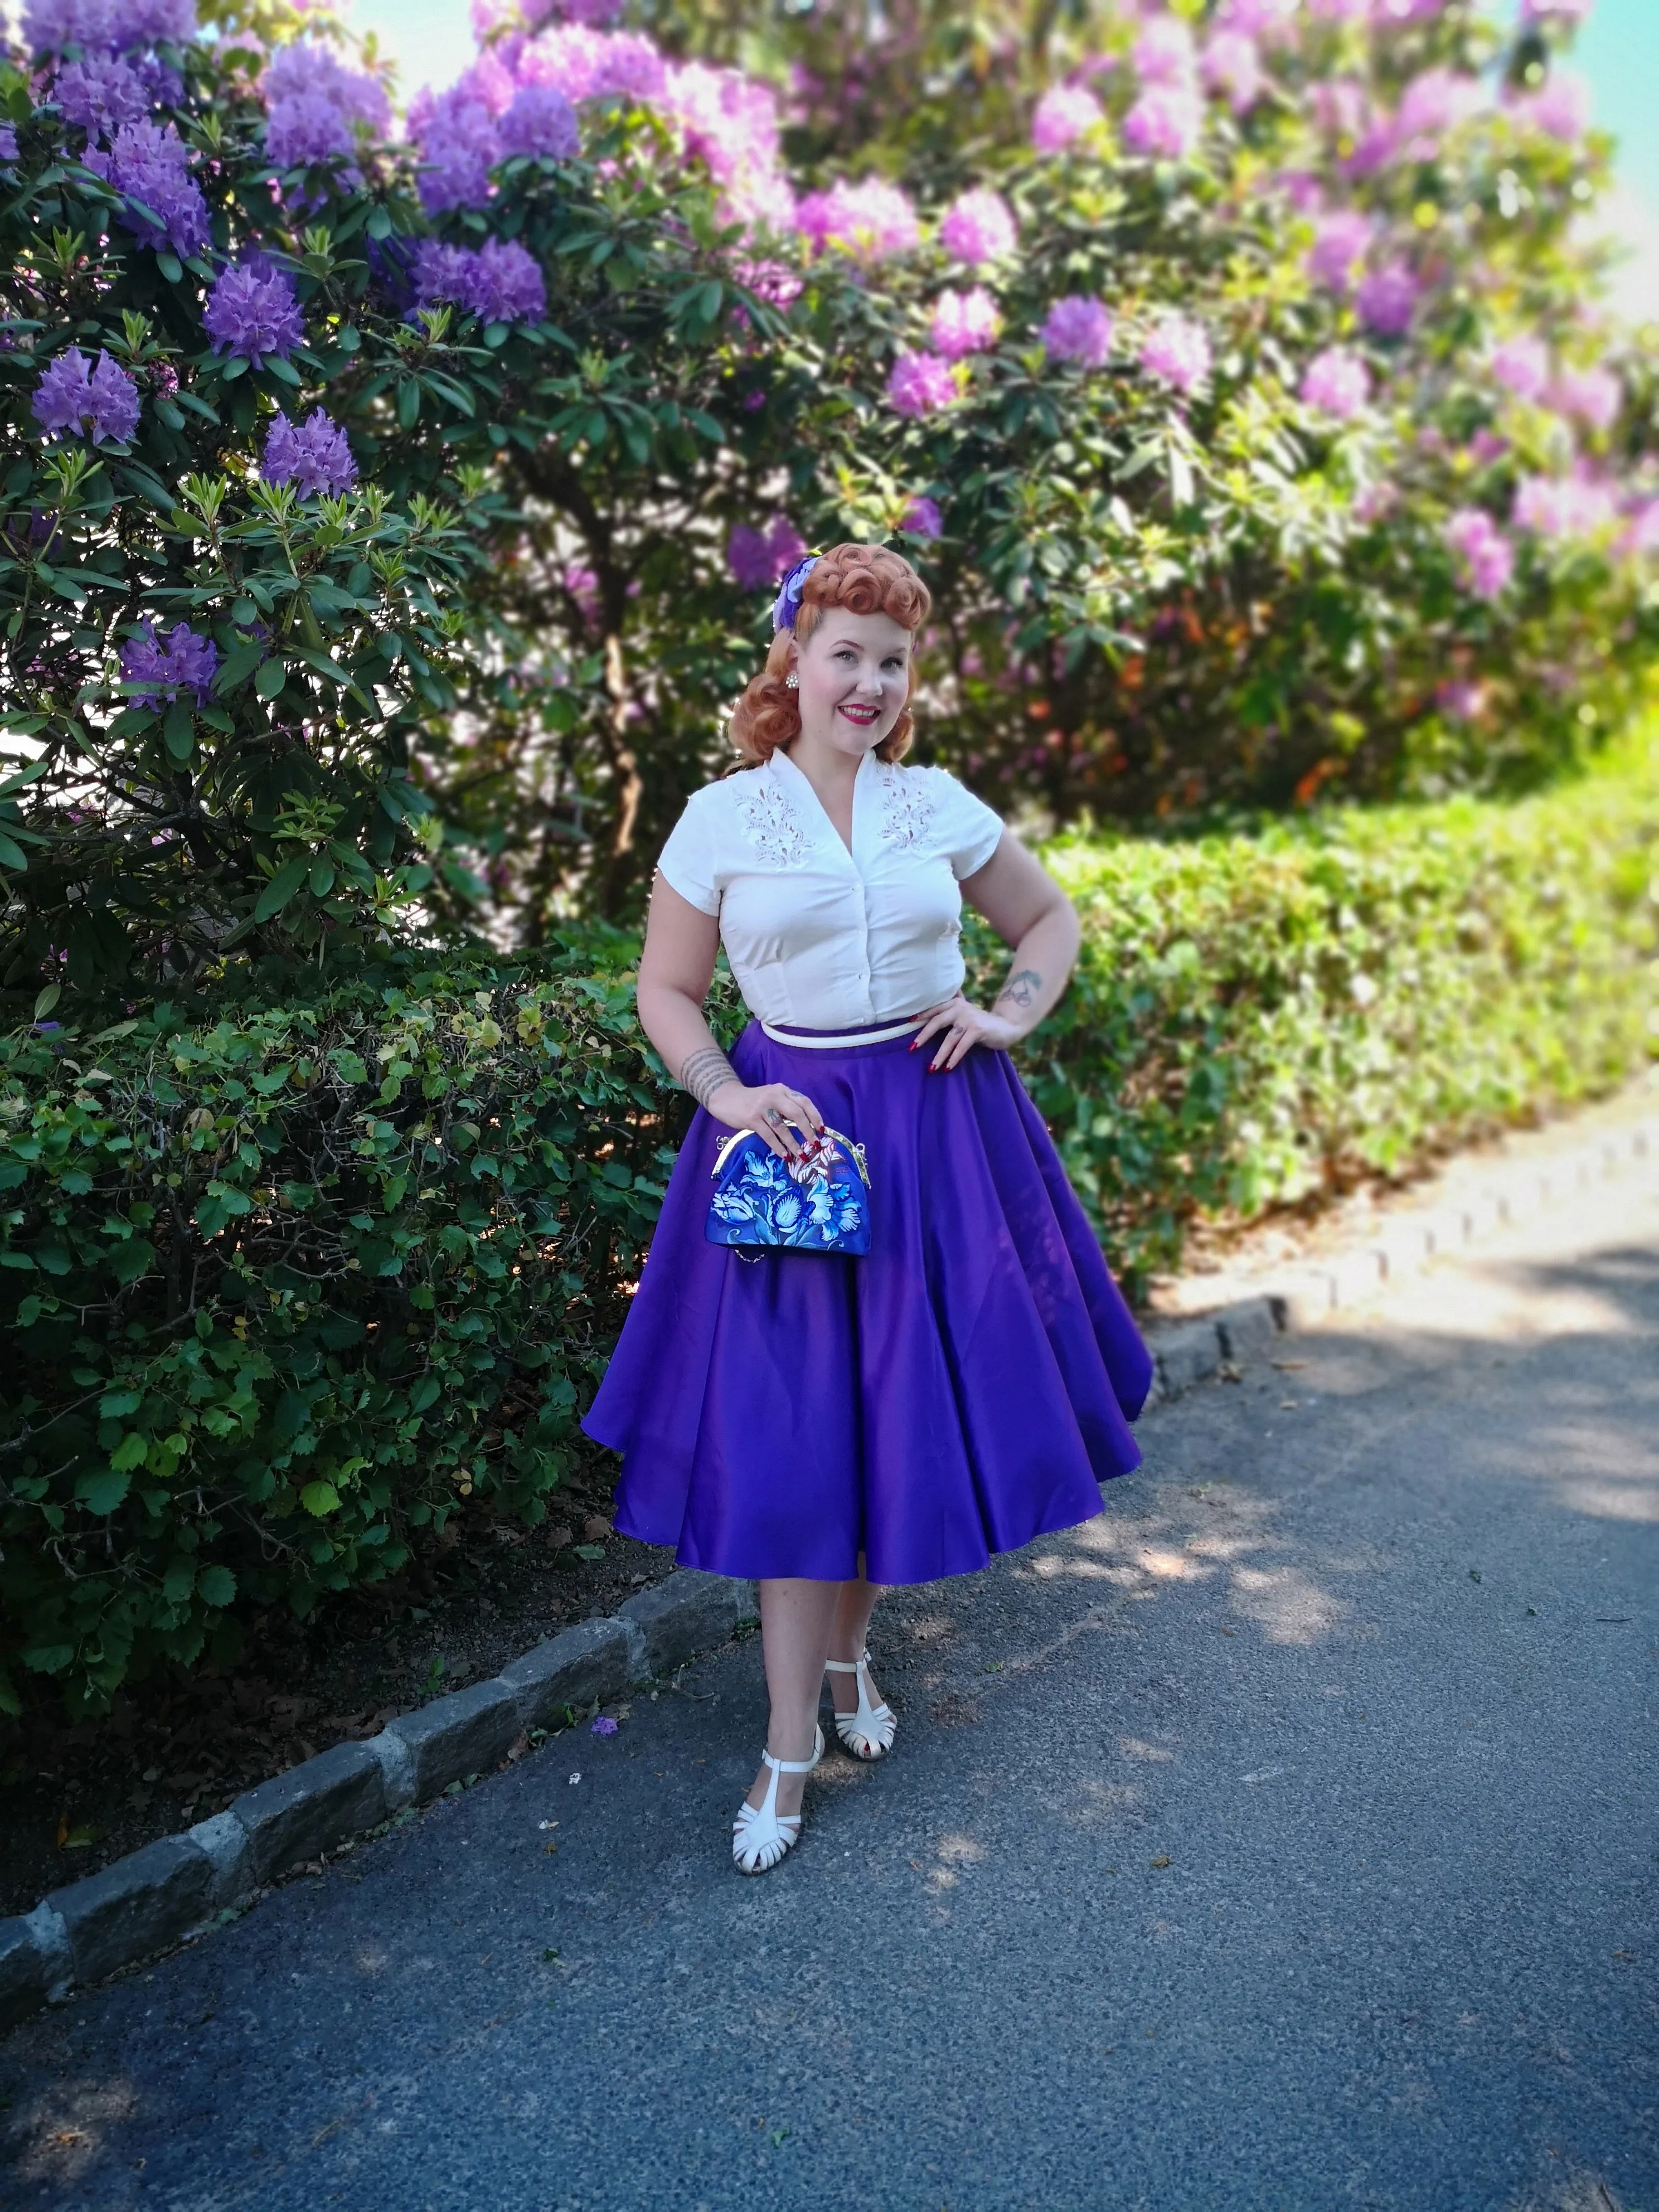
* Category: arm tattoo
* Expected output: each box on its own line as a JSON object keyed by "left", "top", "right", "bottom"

{"left": 996, "top": 968, "right": 1044, "bottom": 1013}
{"left": 678, "top": 1043, "right": 739, "bottom": 1109}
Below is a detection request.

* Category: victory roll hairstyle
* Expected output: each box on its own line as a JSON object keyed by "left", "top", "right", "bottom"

{"left": 727, "top": 542, "right": 932, "bottom": 767}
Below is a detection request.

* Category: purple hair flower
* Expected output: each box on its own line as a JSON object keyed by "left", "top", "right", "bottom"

{"left": 938, "top": 188, "right": 1015, "bottom": 267}
{"left": 901, "top": 495, "right": 943, "bottom": 540}
{"left": 498, "top": 83, "right": 580, "bottom": 161}
{"left": 203, "top": 260, "right": 305, "bottom": 368}
{"left": 120, "top": 618, "right": 219, "bottom": 701}
{"left": 1041, "top": 295, "right": 1114, "bottom": 370}
{"left": 262, "top": 408, "right": 357, "bottom": 497}
{"left": 32, "top": 347, "right": 140, "bottom": 444}
{"left": 461, "top": 237, "right": 546, "bottom": 324}
{"left": 84, "top": 119, "right": 209, "bottom": 257}
{"left": 885, "top": 349, "right": 958, "bottom": 419}
{"left": 772, "top": 552, "right": 819, "bottom": 632}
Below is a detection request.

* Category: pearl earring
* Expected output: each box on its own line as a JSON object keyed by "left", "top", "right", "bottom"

{"left": 785, "top": 672, "right": 799, "bottom": 690}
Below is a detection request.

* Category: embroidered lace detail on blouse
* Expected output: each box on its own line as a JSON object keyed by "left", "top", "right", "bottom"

{"left": 734, "top": 773, "right": 812, "bottom": 869}
{"left": 874, "top": 765, "right": 938, "bottom": 851}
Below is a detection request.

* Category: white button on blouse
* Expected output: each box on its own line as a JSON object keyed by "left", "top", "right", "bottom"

{"left": 654, "top": 748, "right": 1006, "bottom": 1031}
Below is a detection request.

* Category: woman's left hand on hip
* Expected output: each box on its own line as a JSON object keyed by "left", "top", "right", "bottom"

{"left": 909, "top": 995, "right": 1021, "bottom": 1072}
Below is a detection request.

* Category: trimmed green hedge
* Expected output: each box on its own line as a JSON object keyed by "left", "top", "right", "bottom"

{"left": 3, "top": 748, "right": 1655, "bottom": 1713}
{"left": 972, "top": 733, "right": 1659, "bottom": 1287}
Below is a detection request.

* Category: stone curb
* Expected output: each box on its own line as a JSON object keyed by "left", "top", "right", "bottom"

{"left": 5, "top": 1107, "right": 1655, "bottom": 2029}
{"left": 0, "top": 1570, "right": 755, "bottom": 2032}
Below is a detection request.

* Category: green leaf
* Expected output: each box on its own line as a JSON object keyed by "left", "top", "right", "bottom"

{"left": 76, "top": 1467, "right": 132, "bottom": 1514}
{"left": 300, "top": 1481, "right": 341, "bottom": 1516}
{"left": 197, "top": 1564, "right": 237, "bottom": 1608}
{"left": 157, "top": 250, "right": 183, "bottom": 283}
{"left": 163, "top": 703, "right": 195, "bottom": 764}
{"left": 106, "top": 1236, "right": 155, "bottom": 1286}
{"left": 0, "top": 830, "right": 28, "bottom": 871}
{"left": 111, "top": 1432, "right": 149, "bottom": 1471}
{"left": 254, "top": 856, "right": 308, "bottom": 923}
{"left": 255, "top": 657, "right": 287, "bottom": 701}
{"left": 33, "top": 983, "right": 60, "bottom": 1020}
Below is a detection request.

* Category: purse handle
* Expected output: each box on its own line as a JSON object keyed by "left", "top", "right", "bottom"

{"left": 711, "top": 1122, "right": 870, "bottom": 1186}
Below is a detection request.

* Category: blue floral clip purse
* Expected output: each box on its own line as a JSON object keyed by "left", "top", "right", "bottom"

{"left": 706, "top": 1122, "right": 872, "bottom": 1257}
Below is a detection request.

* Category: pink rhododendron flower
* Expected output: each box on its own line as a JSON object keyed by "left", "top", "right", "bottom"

{"left": 1041, "top": 295, "right": 1114, "bottom": 368}
{"left": 1469, "top": 430, "right": 1510, "bottom": 465}
{"left": 886, "top": 350, "right": 959, "bottom": 418}
{"left": 1512, "top": 72, "right": 1592, "bottom": 142}
{"left": 1217, "top": 0, "right": 1299, "bottom": 37}
{"left": 1520, "top": 0, "right": 1593, "bottom": 22}
{"left": 1139, "top": 316, "right": 1212, "bottom": 395}
{"left": 930, "top": 287, "right": 1000, "bottom": 359}
{"left": 1435, "top": 678, "right": 1486, "bottom": 722}
{"left": 1124, "top": 84, "right": 1204, "bottom": 159}
{"left": 1550, "top": 365, "right": 1620, "bottom": 433}
{"left": 1393, "top": 67, "right": 1485, "bottom": 157}
{"left": 1622, "top": 501, "right": 1659, "bottom": 557}
{"left": 1514, "top": 472, "right": 1616, "bottom": 539}
{"left": 797, "top": 177, "right": 919, "bottom": 262}
{"left": 938, "top": 188, "right": 1016, "bottom": 266}
{"left": 1356, "top": 263, "right": 1419, "bottom": 337}
{"left": 1311, "top": 79, "right": 1367, "bottom": 140}
{"left": 1132, "top": 17, "right": 1197, "bottom": 89}
{"left": 1306, "top": 0, "right": 1372, "bottom": 18}
{"left": 1491, "top": 336, "right": 1550, "bottom": 402}
{"left": 1301, "top": 346, "right": 1371, "bottom": 418}
{"left": 1201, "top": 32, "right": 1263, "bottom": 115}
{"left": 1445, "top": 508, "right": 1514, "bottom": 599}
{"left": 1307, "top": 211, "right": 1373, "bottom": 292}
{"left": 1031, "top": 85, "right": 1102, "bottom": 154}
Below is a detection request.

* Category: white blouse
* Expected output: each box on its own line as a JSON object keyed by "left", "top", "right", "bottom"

{"left": 654, "top": 747, "right": 1006, "bottom": 1030}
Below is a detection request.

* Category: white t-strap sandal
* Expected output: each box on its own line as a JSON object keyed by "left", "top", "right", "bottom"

{"left": 732, "top": 1725, "right": 823, "bottom": 1875}
{"left": 824, "top": 1651, "right": 898, "bottom": 1761}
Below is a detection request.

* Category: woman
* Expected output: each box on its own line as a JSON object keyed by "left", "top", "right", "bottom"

{"left": 582, "top": 542, "right": 1153, "bottom": 1874}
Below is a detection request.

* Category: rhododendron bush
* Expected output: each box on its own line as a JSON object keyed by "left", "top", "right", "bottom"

{"left": 0, "top": 0, "right": 1652, "bottom": 981}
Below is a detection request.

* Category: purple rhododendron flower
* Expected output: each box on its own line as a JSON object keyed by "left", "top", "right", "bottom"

{"left": 56, "top": 51, "right": 154, "bottom": 135}
{"left": 1041, "top": 294, "right": 1114, "bottom": 369}
{"left": 1124, "top": 85, "right": 1203, "bottom": 160}
{"left": 901, "top": 495, "right": 943, "bottom": 539}
{"left": 1356, "top": 263, "right": 1419, "bottom": 337}
{"left": 410, "top": 239, "right": 478, "bottom": 309}
{"left": 498, "top": 82, "right": 580, "bottom": 161}
{"left": 203, "top": 260, "right": 305, "bottom": 368}
{"left": 32, "top": 347, "right": 140, "bottom": 444}
{"left": 1520, "top": 0, "right": 1593, "bottom": 18}
{"left": 1139, "top": 316, "right": 1212, "bottom": 395}
{"left": 263, "top": 408, "right": 358, "bottom": 497}
{"left": 1491, "top": 336, "right": 1550, "bottom": 402}
{"left": 463, "top": 237, "right": 546, "bottom": 323}
{"left": 938, "top": 188, "right": 1015, "bottom": 268}
{"left": 120, "top": 618, "right": 218, "bottom": 701}
{"left": 1549, "top": 365, "right": 1619, "bottom": 433}
{"left": 1435, "top": 678, "right": 1485, "bottom": 723}
{"left": 1301, "top": 346, "right": 1371, "bottom": 419}
{"left": 24, "top": 0, "right": 192, "bottom": 53}
{"left": 1445, "top": 508, "right": 1514, "bottom": 599}
{"left": 0, "top": 123, "right": 17, "bottom": 164}
{"left": 930, "top": 286, "right": 1000, "bottom": 360}
{"left": 416, "top": 95, "right": 499, "bottom": 212}
{"left": 727, "top": 516, "right": 806, "bottom": 592}
{"left": 1307, "top": 211, "right": 1373, "bottom": 293}
{"left": 84, "top": 118, "right": 208, "bottom": 256}
{"left": 1132, "top": 17, "right": 1196, "bottom": 89}
{"left": 265, "top": 42, "right": 391, "bottom": 173}
{"left": 1202, "top": 31, "right": 1263, "bottom": 115}
{"left": 797, "top": 178, "right": 919, "bottom": 263}
{"left": 885, "top": 349, "right": 958, "bottom": 418}
{"left": 1469, "top": 429, "right": 1510, "bottom": 465}
{"left": 1031, "top": 85, "right": 1102, "bottom": 155}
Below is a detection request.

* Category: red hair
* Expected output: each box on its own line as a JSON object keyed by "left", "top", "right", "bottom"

{"left": 727, "top": 542, "right": 932, "bottom": 767}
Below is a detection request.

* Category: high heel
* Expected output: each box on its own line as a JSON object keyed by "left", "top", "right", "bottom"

{"left": 731, "top": 1724, "right": 823, "bottom": 1875}
{"left": 824, "top": 1651, "right": 898, "bottom": 1762}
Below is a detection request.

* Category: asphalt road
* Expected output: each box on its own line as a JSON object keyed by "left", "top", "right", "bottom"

{"left": 6, "top": 1169, "right": 1657, "bottom": 2212}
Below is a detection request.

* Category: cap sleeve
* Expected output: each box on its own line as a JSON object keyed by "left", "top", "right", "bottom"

{"left": 935, "top": 770, "right": 1005, "bottom": 879}
{"left": 654, "top": 790, "right": 721, "bottom": 915}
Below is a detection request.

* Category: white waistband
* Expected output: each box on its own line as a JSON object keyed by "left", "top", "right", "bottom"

{"left": 760, "top": 1016, "right": 925, "bottom": 1050}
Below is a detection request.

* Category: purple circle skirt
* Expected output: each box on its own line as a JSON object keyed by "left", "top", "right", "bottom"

{"left": 581, "top": 1018, "right": 1154, "bottom": 1586}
